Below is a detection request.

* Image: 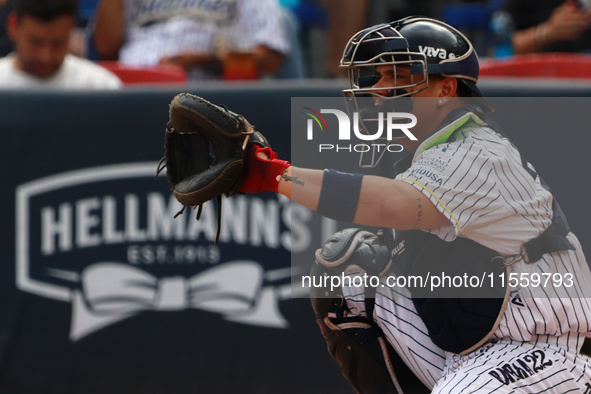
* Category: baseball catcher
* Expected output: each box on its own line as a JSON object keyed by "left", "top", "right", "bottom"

{"left": 161, "top": 16, "right": 591, "bottom": 394}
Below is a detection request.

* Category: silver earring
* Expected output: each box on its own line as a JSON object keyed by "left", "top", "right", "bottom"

{"left": 438, "top": 99, "right": 444, "bottom": 104}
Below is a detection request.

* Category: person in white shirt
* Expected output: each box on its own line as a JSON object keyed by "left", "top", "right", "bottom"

{"left": 92, "top": 0, "right": 290, "bottom": 82}
{"left": 0, "top": 0, "right": 121, "bottom": 89}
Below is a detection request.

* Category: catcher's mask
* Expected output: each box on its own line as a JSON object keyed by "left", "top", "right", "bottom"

{"left": 340, "top": 16, "right": 488, "bottom": 168}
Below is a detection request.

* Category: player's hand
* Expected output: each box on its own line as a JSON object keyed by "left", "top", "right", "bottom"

{"left": 543, "top": 1, "right": 590, "bottom": 43}
{"left": 239, "top": 144, "right": 291, "bottom": 194}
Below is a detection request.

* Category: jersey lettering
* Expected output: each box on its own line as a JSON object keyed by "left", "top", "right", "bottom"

{"left": 488, "top": 349, "right": 553, "bottom": 386}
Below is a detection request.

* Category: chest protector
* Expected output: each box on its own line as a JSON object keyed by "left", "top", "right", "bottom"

{"left": 388, "top": 229, "right": 508, "bottom": 355}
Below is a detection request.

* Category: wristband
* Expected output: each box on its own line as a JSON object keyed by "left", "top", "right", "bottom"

{"left": 316, "top": 169, "right": 364, "bottom": 223}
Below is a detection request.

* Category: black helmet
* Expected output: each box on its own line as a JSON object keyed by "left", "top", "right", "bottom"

{"left": 341, "top": 16, "right": 485, "bottom": 100}
{"left": 339, "top": 17, "right": 489, "bottom": 168}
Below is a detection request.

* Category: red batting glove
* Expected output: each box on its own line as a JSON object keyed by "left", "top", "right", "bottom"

{"left": 239, "top": 144, "right": 291, "bottom": 193}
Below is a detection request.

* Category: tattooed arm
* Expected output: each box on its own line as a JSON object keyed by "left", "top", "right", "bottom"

{"left": 277, "top": 167, "right": 449, "bottom": 230}
{"left": 353, "top": 175, "right": 448, "bottom": 230}
{"left": 277, "top": 167, "right": 322, "bottom": 211}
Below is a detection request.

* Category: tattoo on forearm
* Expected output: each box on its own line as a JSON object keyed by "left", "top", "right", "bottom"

{"left": 414, "top": 198, "right": 423, "bottom": 228}
{"left": 281, "top": 170, "right": 304, "bottom": 186}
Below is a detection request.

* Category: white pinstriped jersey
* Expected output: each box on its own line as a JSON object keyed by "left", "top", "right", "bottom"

{"left": 401, "top": 112, "right": 553, "bottom": 254}
{"left": 118, "top": 0, "right": 289, "bottom": 82}
{"left": 398, "top": 112, "right": 591, "bottom": 346}
{"left": 344, "top": 110, "right": 591, "bottom": 392}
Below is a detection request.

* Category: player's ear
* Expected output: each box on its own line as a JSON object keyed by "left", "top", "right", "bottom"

{"left": 439, "top": 77, "right": 458, "bottom": 98}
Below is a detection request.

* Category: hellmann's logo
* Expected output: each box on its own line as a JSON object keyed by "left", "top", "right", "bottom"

{"left": 15, "top": 163, "right": 312, "bottom": 342}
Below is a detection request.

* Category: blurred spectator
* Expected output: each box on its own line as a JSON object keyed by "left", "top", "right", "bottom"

{"left": 93, "top": 0, "right": 291, "bottom": 82}
{"left": 276, "top": 0, "right": 307, "bottom": 78}
{"left": 506, "top": 0, "right": 591, "bottom": 54}
{"left": 0, "top": 0, "right": 122, "bottom": 88}
{"left": 320, "top": 0, "right": 369, "bottom": 78}
{"left": 0, "top": 0, "right": 15, "bottom": 57}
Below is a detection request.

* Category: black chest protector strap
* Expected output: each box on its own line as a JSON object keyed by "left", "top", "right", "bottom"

{"left": 517, "top": 148, "right": 576, "bottom": 263}
{"left": 523, "top": 199, "right": 575, "bottom": 263}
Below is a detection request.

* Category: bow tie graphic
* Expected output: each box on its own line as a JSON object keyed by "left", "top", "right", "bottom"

{"left": 69, "top": 261, "right": 289, "bottom": 341}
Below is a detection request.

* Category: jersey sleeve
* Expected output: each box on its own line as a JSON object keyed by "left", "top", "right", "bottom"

{"left": 397, "top": 133, "right": 508, "bottom": 242}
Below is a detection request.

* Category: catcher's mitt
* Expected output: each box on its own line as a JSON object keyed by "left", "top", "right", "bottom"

{"left": 157, "top": 93, "right": 269, "bottom": 242}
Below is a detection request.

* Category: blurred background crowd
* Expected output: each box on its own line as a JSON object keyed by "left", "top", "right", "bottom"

{"left": 0, "top": 0, "right": 590, "bottom": 88}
